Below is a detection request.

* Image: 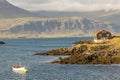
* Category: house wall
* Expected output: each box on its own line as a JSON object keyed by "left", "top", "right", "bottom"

{"left": 95, "top": 30, "right": 112, "bottom": 40}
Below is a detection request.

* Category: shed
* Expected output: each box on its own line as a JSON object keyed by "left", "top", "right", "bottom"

{"left": 94, "top": 30, "right": 112, "bottom": 43}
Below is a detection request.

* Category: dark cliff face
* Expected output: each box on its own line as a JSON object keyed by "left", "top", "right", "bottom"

{"left": 9, "top": 17, "right": 119, "bottom": 36}
{"left": 0, "top": 0, "right": 34, "bottom": 18}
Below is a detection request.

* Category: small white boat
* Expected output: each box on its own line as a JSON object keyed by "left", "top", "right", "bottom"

{"left": 12, "top": 65, "right": 28, "bottom": 74}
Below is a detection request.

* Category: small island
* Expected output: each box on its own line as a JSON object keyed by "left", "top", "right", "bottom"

{"left": 0, "top": 41, "right": 5, "bottom": 44}
{"left": 34, "top": 30, "right": 120, "bottom": 64}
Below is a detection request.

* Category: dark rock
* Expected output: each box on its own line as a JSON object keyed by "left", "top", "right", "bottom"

{"left": 74, "top": 40, "right": 94, "bottom": 44}
{"left": 34, "top": 37, "right": 120, "bottom": 64}
{"left": 0, "top": 41, "right": 5, "bottom": 44}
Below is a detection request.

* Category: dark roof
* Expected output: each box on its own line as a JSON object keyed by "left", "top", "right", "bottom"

{"left": 94, "top": 29, "right": 104, "bottom": 35}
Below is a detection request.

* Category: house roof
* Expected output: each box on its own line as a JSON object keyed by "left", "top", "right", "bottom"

{"left": 94, "top": 29, "right": 104, "bottom": 35}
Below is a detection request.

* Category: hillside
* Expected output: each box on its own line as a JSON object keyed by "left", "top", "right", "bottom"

{"left": 0, "top": 17, "right": 119, "bottom": 38}
{"left": 0, "top": 0, "right": 120, "bottom": 38}
{"left": 34, "top": 10, "right": 111, "bottom": 18}
{"left": 95, "top": 10, "right": 120, "bottom": 25}
{"left": 0, "top": 0, "right": 120, "bottom": 28}
{"left": 0, "top": 0, "right": 34, "bottom": 18}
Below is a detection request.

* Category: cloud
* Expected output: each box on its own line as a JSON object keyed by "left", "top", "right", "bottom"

{"left": 7, "top": 0, "right": 120, "bottom": 11}
{"left": 7, "top": 0, "right": 52, "bottom": 4}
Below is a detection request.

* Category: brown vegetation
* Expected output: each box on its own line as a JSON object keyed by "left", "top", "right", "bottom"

{"left": 35, "top": 37, "right": 120, "bottom": 64}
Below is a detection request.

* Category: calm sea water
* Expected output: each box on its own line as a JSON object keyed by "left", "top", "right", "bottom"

{"left": 0, "top": 37, "right": 120, "bottom": 80}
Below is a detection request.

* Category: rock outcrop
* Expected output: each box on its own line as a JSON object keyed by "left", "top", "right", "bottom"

{"left": 34, "top": 37, "right": 120, "bottom": 64}
{"left": 0, "top": 41, "right": 5, "bottom": 44}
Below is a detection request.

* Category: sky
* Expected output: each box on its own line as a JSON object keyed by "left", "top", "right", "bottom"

{"left": 7, "top": 0, "right": 120, "bottom": 11}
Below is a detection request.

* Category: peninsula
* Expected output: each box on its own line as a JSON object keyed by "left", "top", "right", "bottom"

{"left": 34, "top": 30, "right": 120, "bottom": 64}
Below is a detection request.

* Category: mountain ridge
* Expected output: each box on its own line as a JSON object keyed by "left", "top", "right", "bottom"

{"left": 0, "top": 1, "right": 120, "bottom": 38}
{"left": 0, "top": 0, "right": 35, "bottom": 18}
{"left": 0, "top": 17, "right": 119, "bottom": 38}
{"left": 33, "top": 10, "right": 110, "bottom": 18}
{"left": 95, "top": 10, "right": 120, "bottom": 25}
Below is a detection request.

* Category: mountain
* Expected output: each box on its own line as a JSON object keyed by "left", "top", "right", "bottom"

{"left": 0, "top": 0, "right": 34, "bottom": 18}
{"left": 33, "top": 10, "right": 110, "bottom": 18}
{"left": 34, "top": 10, "right": 120, "bottom": 25}
{"left": 95, "top": 10, "right": 120, "bottom": 25}
{"left": 0, "top": 0, "right": 120, "bottom": 25}
{"left": 0, "top": 0, "right": 120, "bottom": 38}
{"left": 0, "top": 17, "right": 119, "bottom": 38}
{"left": 9, "top": 17, "right": 118, "bottom": 34}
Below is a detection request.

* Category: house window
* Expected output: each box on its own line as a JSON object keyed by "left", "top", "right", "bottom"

{"left": 99, "top": 34, "right": 102, "bottom": 37}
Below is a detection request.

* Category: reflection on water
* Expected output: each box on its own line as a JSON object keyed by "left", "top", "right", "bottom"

{"left": 13, "top": 73, "right": 27, "bottom": 80}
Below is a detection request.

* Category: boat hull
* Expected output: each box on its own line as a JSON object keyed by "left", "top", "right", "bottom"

{"left": 12, "top": 67, "right": 28, "bottom": 74}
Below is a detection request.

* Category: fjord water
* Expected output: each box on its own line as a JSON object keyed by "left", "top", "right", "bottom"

{"left": 0, "top": 37, "right": 120, "bottom": 80}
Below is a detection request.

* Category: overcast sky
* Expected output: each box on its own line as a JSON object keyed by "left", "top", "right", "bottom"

{"left": 7, "top": 0, "right": 120, "bottom": 11}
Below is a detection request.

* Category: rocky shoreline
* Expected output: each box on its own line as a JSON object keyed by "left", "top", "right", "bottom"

{"left": 34, "top": 37, "right": 120, "bottom": 64}
{"left": 0, "top": 41, "right": 5, "bottom": 44}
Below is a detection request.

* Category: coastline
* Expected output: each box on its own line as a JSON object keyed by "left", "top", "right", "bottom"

{"left": 34, "top": 37, "right": 120, "bottom": 64}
